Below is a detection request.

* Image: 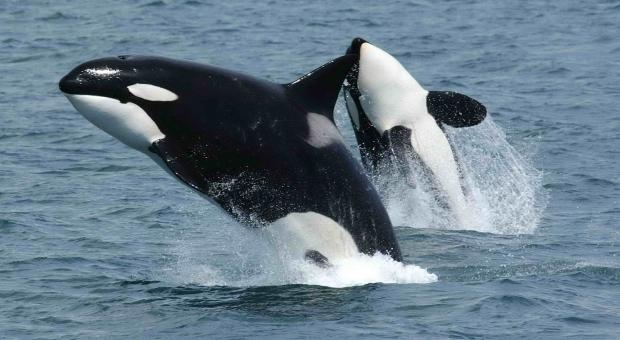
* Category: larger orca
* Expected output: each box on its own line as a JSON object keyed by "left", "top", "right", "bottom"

{"left": 343, "top": 38, "right": 487, "bottom": 226}
{"left": 59, "top": 54, "right": 402, "bottom": 263}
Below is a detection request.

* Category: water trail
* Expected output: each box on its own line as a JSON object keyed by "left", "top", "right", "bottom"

{"left": 377, "top": 118, "right": 546, "bottom": 234}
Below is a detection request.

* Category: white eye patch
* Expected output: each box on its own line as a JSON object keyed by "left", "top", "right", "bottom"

{"left": 127, "top": 83, "right": 178, "bottom": 102}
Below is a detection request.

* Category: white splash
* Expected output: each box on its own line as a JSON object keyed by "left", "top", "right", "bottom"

{"left": 377, "top": 117, "right": 546, "bottom": 234}
{"left": 166, "top": 252, "right": 437, "bottom": 288}
{"left": 162, "top": 223, "right": 437, "bottom": 288}
{"left": 286, "top": 253, "right": 437, "bottom": 287}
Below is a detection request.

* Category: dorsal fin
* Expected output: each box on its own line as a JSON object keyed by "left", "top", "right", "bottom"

{"left": 285, "top": 54, "right": 356, "bottom": 121}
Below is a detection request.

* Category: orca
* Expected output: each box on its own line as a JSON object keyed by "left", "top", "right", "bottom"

{"left": 59, "top": 54, "right": 402, "bottom": 263}
{"left": 342, "top": 38, "right": 487, "bottom": 226}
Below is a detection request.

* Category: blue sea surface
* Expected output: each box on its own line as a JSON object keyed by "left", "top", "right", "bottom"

{"left": 1, "top": 0, "right": 619, "bottom": 338}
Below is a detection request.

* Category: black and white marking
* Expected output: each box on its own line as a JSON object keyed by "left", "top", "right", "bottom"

{"left": 59, "top": 54, "right": 402, "bottom": 264}
{"left": 343, "top": 38, "right": 487, "bottom": 226}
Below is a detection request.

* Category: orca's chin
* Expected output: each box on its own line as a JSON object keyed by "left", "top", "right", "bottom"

{"left": 63, "top": 94, "right": 165, "bottom": 153}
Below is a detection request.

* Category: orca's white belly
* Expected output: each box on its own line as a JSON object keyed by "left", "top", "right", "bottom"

{"left": 268, "top": 212, "right": 360, "bottom": 261}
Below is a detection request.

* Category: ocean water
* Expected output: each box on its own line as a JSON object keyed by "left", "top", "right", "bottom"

{"left": 1, "top": 0, "right": 619, "bottom": 338}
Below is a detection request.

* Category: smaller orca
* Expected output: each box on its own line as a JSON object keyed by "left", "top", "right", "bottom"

{"left": 343, "top": 38, "right": 487, "bottom": 226}
{"left": 59, "top": 53, "right": 403, "bottom": 264}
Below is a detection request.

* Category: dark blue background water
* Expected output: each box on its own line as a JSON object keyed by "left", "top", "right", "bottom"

{"left": 2, "top": 0, "right": 619, "bottom": 338}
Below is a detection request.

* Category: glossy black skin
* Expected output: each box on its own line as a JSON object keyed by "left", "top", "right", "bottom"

{"left": 343, "top": 38, "right": 486, "bottom": 184}
{"left": 60, "top": 55, "right": 402, "bottom": 261}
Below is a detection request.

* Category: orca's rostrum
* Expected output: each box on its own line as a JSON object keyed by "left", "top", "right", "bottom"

{"left": 59, "top": 54, "right": 402, "bottom": 264}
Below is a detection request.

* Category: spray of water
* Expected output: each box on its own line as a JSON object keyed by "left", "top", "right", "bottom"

{"left": 167, "top": 250, "right": 438, "bottom": 288}
{"left": 163, "top": 223, "right": 437, "bottom": 288}
{"left": 378, "top": 117, "right": 546, "bottom": 234}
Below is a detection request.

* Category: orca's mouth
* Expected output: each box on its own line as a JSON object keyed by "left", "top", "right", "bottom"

{"left": 59, "top": 72, "right": 132, "bottom": 103}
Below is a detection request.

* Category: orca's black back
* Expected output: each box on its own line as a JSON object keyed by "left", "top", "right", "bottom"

{"left": 130, "top": 57, "right": 402, "bottom": 260}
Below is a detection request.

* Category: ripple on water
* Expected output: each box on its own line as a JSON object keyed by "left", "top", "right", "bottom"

{"left": 140, "top": 0, "right": 167, "bottom": 7}
{"left": 560, "top": 316, "right": 600, "bottom": 324}
{"left": 566, "top": 265, "right": 620, "bottom": 285}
